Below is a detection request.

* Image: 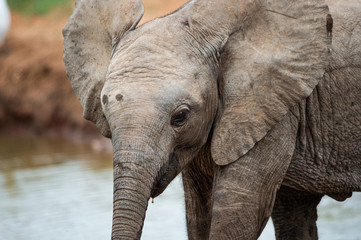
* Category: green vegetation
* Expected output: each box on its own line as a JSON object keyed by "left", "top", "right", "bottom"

{"left": 8, "top": 0, "right": 73, "bottom": 15}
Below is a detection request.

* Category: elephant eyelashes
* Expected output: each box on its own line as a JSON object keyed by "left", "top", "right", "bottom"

{"left": 171, "top": 109, "right": 189, "bottom": 127}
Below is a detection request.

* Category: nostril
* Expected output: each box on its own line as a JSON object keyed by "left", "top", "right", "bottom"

{"left": 102, "top": 95, "right": 108, "bottom": 105}
{"left": 116, "top": 94, "right": 123, "bottom": 102}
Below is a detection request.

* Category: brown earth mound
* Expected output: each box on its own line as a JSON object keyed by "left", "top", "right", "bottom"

{"left": 0, "top": 0, "right": 187, "bottom": 143}
{"left": 0, "top": 13, "right": 92, "bottom": 138}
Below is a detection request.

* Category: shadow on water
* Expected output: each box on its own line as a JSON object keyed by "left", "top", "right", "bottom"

{"left": 0, "top": 135, "right": 360, "bottom": 240}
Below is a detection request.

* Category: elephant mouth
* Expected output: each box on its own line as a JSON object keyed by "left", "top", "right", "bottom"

{"left": 151, "top": 152, "right": 180, "bottom": 198}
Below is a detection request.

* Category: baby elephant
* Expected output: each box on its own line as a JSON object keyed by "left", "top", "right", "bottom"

{"left": 63, "top": 0, "right": 361, "bottom": 239}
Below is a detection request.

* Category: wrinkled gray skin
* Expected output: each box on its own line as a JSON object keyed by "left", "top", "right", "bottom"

{"left": 63, "top": 0, "right": 361, "bottom": 239}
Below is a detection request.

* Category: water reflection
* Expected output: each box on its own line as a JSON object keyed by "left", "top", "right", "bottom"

{"left": 0, "top": 136, "right": 360, "bottom": 240}
{"left": 0, "top": 135, "right": 112, "bottom": 170}
{"left": 0, "top": 135, "right": 114, "bottom": 240}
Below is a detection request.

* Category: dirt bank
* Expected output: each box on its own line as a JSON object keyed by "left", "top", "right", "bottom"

{"left": 0, "top": 1, "right": 187, "bottom": 146}
{"left": 0, "top": 13, "right": 92, "bottom": 138}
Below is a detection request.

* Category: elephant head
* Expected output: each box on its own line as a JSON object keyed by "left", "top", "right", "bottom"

{"left": 63, "top": 0, "right": 329, "bottom": 239}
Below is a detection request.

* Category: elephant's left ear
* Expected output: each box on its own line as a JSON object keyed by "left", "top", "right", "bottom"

{"left": 207, "top": 1, "right": 331, "bottom": 165}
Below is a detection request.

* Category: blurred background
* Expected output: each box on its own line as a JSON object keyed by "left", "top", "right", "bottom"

{"left": 0, "top": 0, "right": 360, "bottom": 239}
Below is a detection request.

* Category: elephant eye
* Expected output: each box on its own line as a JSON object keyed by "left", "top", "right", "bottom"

{"left": 171, "top": 109, "right": 189, "bottom": 127}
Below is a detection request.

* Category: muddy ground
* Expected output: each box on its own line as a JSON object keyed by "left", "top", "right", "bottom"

{"left": 0, "top": 0, "right": 188, "bottom": 147}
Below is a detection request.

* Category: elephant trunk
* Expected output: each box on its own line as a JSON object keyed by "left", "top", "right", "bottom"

{"left": 110, "top": 127, "right": 165, "bottom": 240}
{"left": 111, "top": 163, "right": 151, "bottom": 239}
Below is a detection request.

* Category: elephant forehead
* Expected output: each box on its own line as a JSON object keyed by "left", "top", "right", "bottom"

{"left": 103, "top": 18, "right": 216, "bottom": 109}
{"left": 107, "top": 19, "right": 202, "bottom": 79}
{"left": 108, "top": 43, "right": 194, "bottom": 79}
{"left": 105, "top": 43, "right": 209, "bottom": 102}
{"left": 103, "top": 71, "right": 204, "bottom": 106}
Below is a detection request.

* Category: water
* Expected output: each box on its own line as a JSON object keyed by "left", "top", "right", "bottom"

{"left": 0, "top": 136, "right": 360, "bottom": 240}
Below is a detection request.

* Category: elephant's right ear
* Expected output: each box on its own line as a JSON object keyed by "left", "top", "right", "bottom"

{"left": 188, "top": 0, "right": 330, "bottom": 166}
{"left": 214, "top": 1, "right": 330, "bottom": 165}
{"left": 63, "top": 0, "right": 144, "bottom": 137}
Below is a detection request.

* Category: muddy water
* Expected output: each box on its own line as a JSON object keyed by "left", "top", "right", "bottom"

{"left": 0, "top": 136, "right": 360, "bottom": 240}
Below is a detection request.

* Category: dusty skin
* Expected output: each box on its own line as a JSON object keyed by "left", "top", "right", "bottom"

{"left": 63, "top": 0, "right": 361, "bottom": 239}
